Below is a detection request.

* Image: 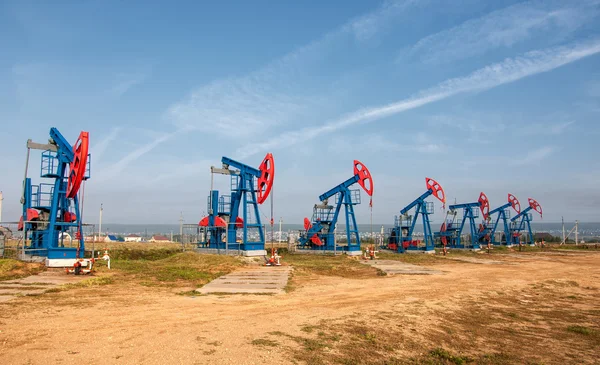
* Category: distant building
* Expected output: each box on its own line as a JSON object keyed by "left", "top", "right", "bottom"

{"left": 149, "top": 235, "right": 170, "bottom": 243}
{"left": 534, "top": 232, "right": 553, "bottom": 240}
{"left": 125, "top": 234, "right": 143, "bottom": 242}
{"left": 106, "top": 235, "right": 119, "bottom": 242}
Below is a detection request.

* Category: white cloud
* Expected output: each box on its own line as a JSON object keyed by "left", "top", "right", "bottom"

{"left": 346, "top": 0, "right": 420, "bottom": 41}
{"left": 165, "top": 1, "right": 416, "bottom": 139}
{"left": 238, "top": 39, "right": 600, "bottom": 158}
{"left": 96, "top": 129, "right": 182, "bottom": 181}
{"left": 111, "top": 71, "right": 149, "bottom": 96}
{"left": 406, "top": 0, "right": 600, "bottom": 64}
{"left": 518, "top": 120, "right": 576, "bottom": 136}
{"left": 550, "top": 121, "right": 575, "bottom": 134}
{"left": 91, "top": 127, "right": 122, "bottom": 163}
{"left": 512, "top": 146, "right": 554, "bottom": 166}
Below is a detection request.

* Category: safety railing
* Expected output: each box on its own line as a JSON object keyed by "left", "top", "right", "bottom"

{"left": 84, "top": 154, "right": 92, "bottom": 179}
{"left": 219, "top": 195, "right": 232, "bottom": 215}
{"left": 313, "top": 206, "right": 335, "bottom": 222}
{"left": 334, "top": 189, "right": 362, "bottom": 205}
{"left": 31, "top": 183, "right": 54, "bottom": 208}
{"left": 425, "top": 201, "right": 434, "bottom": 214}
{"left": 230, "top": 174, "right": 240, "bottom": 191}
{"left": 41, "top": 151, "right": 59, "bottom": 178}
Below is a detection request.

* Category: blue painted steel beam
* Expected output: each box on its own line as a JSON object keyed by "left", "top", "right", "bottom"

{"left": 222, "top": 156, "right": 261, "bottom": 177}
{"left": 400, "top": 190, "right": 432, "bottom": 215}
{"left": 319, "top": 175, "right": 359, "bottom": 202}
{"left": 489, "top": 202, "right": 511, "bottom": 216}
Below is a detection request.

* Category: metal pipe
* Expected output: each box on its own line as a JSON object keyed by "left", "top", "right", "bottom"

{"left": 21, "top": 145, "right": 31, "bottom": 204}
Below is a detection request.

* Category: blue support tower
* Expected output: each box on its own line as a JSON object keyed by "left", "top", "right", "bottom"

{"left": 19, "top": 128, "right": 91, "bottom": 266}
{"left": 510, "top": 198, "right": 543, "bottom": 246}
{"left": 386, "top": 178, "right": 445, "bottom": 253}
{"left": 197, "top": 154, "right": 274, "bottom": 256}
{"left": 298, "top": 160, "right": 373, "bottom": 255}
{"left": 487, "top": 193, "right": 521, "bottom": 246}
{"left": 438, "top": 202, "right": 483, "bottom": 250}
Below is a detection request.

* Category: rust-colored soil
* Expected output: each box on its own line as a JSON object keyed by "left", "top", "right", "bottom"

{"left": 1, "top": 251, "right": 599, "bottom": 365}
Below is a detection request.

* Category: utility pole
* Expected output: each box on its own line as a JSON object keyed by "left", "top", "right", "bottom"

{"left": 270, "top": 186, "right": 274, "bottom": 251}
{"left": 179, "top": 211, "right": 184, "bottom": 251}
{"left": 278, "top": 217, "right": 283, "bottom": 243}
{"left": 562, "top": 217, "right": 566, "bottom": 244}
{"left": 99, "top": 203, "right": 103, "bottom": 242}
{"left": 575, "top": 220, "right": 579, "bottom": 245}
{"left": 0, "top": 191, "right": 3, "bottom": 223}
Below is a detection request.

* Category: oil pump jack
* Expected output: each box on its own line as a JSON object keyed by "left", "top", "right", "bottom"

{"left": 485, "top": 193, "right": 521, "bottom": 246}
{"left": 18, "top": 128, "right": 90, "bottom": 267}
{"left": 386, "top": 178, "right": 445, "bottom": 253}
{"left": 438, "top": 192, "right": 490, "bottom": 250}
{"left": 298, "top": 160, "right": 373, "bottom": 255}
{"left": 197, "top": 153, "right": 274, "bottom": 256}
{"left": 510, "top": 198, "right": 542, "bottom": 246}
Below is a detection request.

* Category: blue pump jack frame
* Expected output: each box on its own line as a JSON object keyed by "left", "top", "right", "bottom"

{"left": 388, "top": 189, "right": 436, "bottom": 253}
{"left": 488, "top": 203, "right": 513, "bottom": 246}
{"left": 298, "top": 174, "right": 362, "bottom": 254}
{"left": 21, "top": 128, "right": 89, "bottom": 260}
{"left": 439, "top": 202, "right": 483, "bottom": 250}
{"left": 510, "top": 207, "right": 535, "bottom": 246}
{"left": 200, "top": 156, "right": 265, "bottom": 252}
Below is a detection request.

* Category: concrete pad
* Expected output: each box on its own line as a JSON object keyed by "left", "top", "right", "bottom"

{"left": 360, "top": 260, "right": 443, "bottom": 275}
{"left": 4, "top": 270, "right": 90, "bottom": 285}
{"left": 0, "top": 288, "right": 47, "bottom": 296}
{"left": 195, "top": 248, "right": 267, "bottom": 257}
{"left": 196, "top": 266, "right": 292, "bottom": 295}
{"left": 0, "top": 269, "right": 90, "bottom": 302}
{"left": 444, "top": 257, "right": 510, "bottom": 265}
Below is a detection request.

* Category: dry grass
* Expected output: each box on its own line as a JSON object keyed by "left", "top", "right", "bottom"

{"left": 283, "top": 252, "right": 380, "bottom": 278}
{"left": 99, "top": 251, "right": 245, "bottom": 288}
{"left": 0, "top": 259, "right": 45, "bottom": 281}
{"left": 257, "top": 278, "right": 600, "bottom": 365}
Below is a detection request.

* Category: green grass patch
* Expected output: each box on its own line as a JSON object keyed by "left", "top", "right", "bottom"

{"left": 251, "top": 338, "right": 279, "bottom": 347}
{"left": 567, "top": 325, "right": 598, "bottom": 336}
{"left": 106, "top": 247, "right": 182, "bottom": 261}
{"left": 46, "top": 276, "right": 115, "bottom": 293}
{"left": 283, "top": 253, "right": 379, "bottom": 278}
{"left": 429, "top": 348, "right": 473, "bottom": 365}
{"left": 109, "top": 251, "right": 244, "bottom": 287}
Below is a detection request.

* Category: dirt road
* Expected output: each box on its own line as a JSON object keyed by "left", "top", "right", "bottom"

{"left": 1, "top": 251, "right": 599, "bottom": 365}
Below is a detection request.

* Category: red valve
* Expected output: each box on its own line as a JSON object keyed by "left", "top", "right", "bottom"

{"left": 257, "top": 153, "right": 275, "bottom": 204}
{"left": 528, "top": 198, "right": 543, "bottom": 218}
{"left": 425, "top": 177, "right": 446, "bottom": 206}
{"left": 303, "top": 217, "right": 312, "bottom": 231}
{"left": 508, "top": 193, "right": 521, "bottom": 214}
{"left": 353, "top": 160, "right": 373, "bottom": 196}
{"left": 478, "top": 192, "right": 490, "bottom": 220}
{"left": 67, "top": 131, "right": 89, "bottom": 199}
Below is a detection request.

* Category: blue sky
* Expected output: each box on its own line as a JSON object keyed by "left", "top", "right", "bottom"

{"left": 1, "top": 0, "right": 600, "bottom": 225}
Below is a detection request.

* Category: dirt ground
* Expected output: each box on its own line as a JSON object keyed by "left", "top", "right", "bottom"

{"left": 1, "top": 250, "right": 599, "bottom": 365}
